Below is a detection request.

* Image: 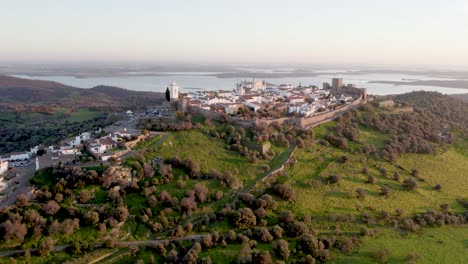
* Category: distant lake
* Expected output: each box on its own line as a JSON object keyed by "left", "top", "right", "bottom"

{"left": 13, "top": 73, "right": 468, "bottom": 95}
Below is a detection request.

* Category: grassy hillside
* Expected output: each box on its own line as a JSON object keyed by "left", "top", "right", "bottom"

{"left": 0, "top": 75, "right": 165, "bottom": 109}
{"left": 0, "top": 92, "right": 466, "bottom": 264}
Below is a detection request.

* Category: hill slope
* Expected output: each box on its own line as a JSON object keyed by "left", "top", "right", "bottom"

{"left": 0, "top": 75, "right": 165, "bottom": 109}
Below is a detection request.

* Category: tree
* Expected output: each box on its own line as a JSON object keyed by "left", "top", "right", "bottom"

{"left": 270, "top": 225, "right": 284, "bottom": 239}
{"left": 237, "top": 240, "right": 252, "bottom": 264}
{"left": 201, "top": 235, "right": 213, "bottom": 249}
{"left": 42, "top": 200, "right": 60, "bottom": 215}
{"left": 252, "top": 250, "right": 273, "bottom": 264}
{"left": 298, "top": 233, "right": 317, "bottom": 254}
{"left": 165, "top": 87, "right": 170, "bottom": 102}
{"left": 39, "top": 237, "right": 56, "bottom": 256}
{"left": 255, "top": 227, "right": 273, "bottom": 242}
{"left": 289, "top": 221, "right": 308, "bottom": 237}
{"left": 232, "top": 208, "right": 257, "bottom": 229}
{"left": 0, "top": 220, "right": 27, "bottom": 242}
{"left": 84, "top": 211, "right": 100, "bottom": 226}
{"left": 402, "top": 178, "right": 417, "bottom": 190}
{"left": 79, "top": 190, "right": 92, "bottom": 203}
{"left": 366, "top": 175, "right": 376, "bottom": 184}
{"left": 274, "top": 239, "right": 290, "bottom": 260}
{"left": 328, "top": 175, "right": 341, "bottom": 184}
{"left": 274, "top": 184, "right": 295, "bottom": 201}
{"left": 194, "top": 183, "right": 209, "bottom": 203}
{"left": 113, "top": 206, "right": 129, "bottom": 222}
{"left": 15, "top": 193, "right": 29, "bottom": 207}
{"left": 380, "top": 186, "right": 392, "bottom": 196}
{"left": 181, "top": 196, "right": 197, "bottom": 215}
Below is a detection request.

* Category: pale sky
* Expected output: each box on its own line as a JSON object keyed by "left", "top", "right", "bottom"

{"left": 1, "top": 0, "right": 468, "bottom": 66}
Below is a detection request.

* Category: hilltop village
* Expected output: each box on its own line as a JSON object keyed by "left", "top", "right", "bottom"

{"left": 182, "top": 78, "right": 367, "bottom": 118}
{"left": 0, "top": 78, "right": 367, "bottom": 199}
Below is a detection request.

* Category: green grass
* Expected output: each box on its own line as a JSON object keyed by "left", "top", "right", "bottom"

{"left": 30, "top": 168, "right": 60, "bottom": 187}
{"left": 332, "top": 226, "right": 468, "bottom": 263}
{"left": 133, "top": 134, "right": 162, "bottom": 150}
{"left": 66, "top": 109, "right": 104, "bottom": 122}
{"left": 145, "top": 130, "right": 286, "bottom": 184}
{"left": 359, "top": 126, "right": 390, "bottom": 149}
{"left": 282, "top": 143, "right": 467, "bottom": 220}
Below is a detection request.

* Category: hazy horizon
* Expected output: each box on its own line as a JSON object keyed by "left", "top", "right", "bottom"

{"left": 2, "top": 0, "right": 468, "bottom": 67}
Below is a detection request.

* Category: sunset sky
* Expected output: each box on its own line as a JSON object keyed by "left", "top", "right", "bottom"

{"left": 2, "top": 0, "right": 468, "bottom": 67}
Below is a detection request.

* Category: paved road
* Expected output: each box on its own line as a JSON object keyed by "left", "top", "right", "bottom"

{"left": 0, "top": 234, "right": 210, "bottom": 258}
{"left": 0, "top": 165, "right": 36, "bottom": 207}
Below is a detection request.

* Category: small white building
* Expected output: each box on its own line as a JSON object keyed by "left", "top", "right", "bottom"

{"left": 1, "top": 152, "right": 31, "bottom": 161}
{"left": 245, "top": 102, "right": 261, "bottom": 112}
{"left": 60, "top": 148, "right": 80, "bottom": 155}
{"left": 0, "top": 160, "right": 8, "bottom": 175}
{"left": 170, "top": 81, "right": 180, "bottom": 100}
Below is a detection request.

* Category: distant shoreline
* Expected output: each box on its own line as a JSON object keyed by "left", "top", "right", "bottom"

{"left": 369, "top": 80, "right": 468, "bottom": 89}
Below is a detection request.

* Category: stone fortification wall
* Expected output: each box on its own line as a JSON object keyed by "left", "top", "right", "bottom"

{"left": 188, "top": 98, "right": 364, "bottom": 130}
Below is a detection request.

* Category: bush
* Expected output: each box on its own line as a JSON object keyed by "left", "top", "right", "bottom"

{"left": 393, "top": 172, "right": 401, "bottom": 182}
{"left": 402, "top": 178, "right": 417, "bottom": 190}
{"left": 274, "top": 239, "right": 290, "bottom": 260}
{"left": 406, "top": 252, "right": 421, "bottom": 264}
{"left": 355, "top": 188, "right": 366, "bottom": 199}
{"left": 255, "top": 227, "right": 273, "bottom": 243}
{"left": 370, "top": 248, "right": 391, "bottom": 263}
{"left": 366, "top": 175, "right": 376, "bottom": 184}
{"left": 380, "top": 186, "right": 392, "bottom": 196}
{"left": 360, "top": 227, "right": 371, "bottom": 236}
{"left": 232, "top": 208, "right": 257, "bottom": 229}
{"left": 274, "top": 184, "right": 295, "bottom": 201}
{"left": 328, "top": 175, "right": 341, "bottom": 184}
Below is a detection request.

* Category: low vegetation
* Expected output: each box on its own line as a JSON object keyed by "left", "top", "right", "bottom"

{"left": 0, "top": 91, "right": 466, "bottom": 263}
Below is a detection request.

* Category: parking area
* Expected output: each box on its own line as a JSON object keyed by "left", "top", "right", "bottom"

{"left": 0, "top": 163, "right": 36, "bottom": 206}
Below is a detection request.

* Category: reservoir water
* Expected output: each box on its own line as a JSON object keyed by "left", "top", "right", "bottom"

{"left": 13, "top": 73, "right": 467, "bottom": 95}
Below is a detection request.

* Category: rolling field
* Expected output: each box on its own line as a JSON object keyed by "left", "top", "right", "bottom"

{"left": 333, "top": 226, "right": 468, "bottom": 263}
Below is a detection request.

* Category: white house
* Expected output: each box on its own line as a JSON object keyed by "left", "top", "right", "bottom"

{"left": 288, "top": 96, "right": 305, "bottom": 104}
{"left": 0, "top": 160, "right": 8, "bottom": 175}
{"left": 244, "top": 102, "right": 261, "bottom": 112}
{"left": 59, "top": 148, "right": 80, "bottom": 155}
{"left": 8, "top": 152, "right": 31, "bottom": 161}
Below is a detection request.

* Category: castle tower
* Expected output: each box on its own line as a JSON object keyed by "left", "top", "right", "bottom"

{"left": 170, "top": 81, "right": 179, "bottom": 100}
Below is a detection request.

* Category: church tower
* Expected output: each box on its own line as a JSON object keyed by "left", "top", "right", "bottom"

{"left": 170, "top": 81, "right": 179, "bottom": 101}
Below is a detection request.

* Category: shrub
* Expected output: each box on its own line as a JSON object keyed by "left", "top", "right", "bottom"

{"left": 280, "top": 210, "right": 295, "bottom": 224}
{"left": 232, "top": 208, "right": 257, "bottom": 229}
{"left": 274, "top": 184, "right": 295, "bottom": 201}
{"left": 434, "top": 184, "right": 442, "bottom": 191}
{"left": 328, "top": 175, "right": 341, "bottom": 184}
{"left": 289, "top": 221, "right": 308, "bottom": 237}
{"left": 270, "top": 225, "right": 284, "bottom": 239}
{"left": 274, "top": 239, "right": 290, "bottom": 260}
{"left": 251, "top": 250, "right": 273, "bottom": 264}
{"left": 299, "top": 233, "right": 317, "bottom": 254}
{"left": 402, "top": 178, "right": 417, "bottom": 190}
{"left": 393, "top": 172, "right": 401, "bottom": 182}
{"left": 370, "top": 248, "right": 391, "bottom": 263}
{"left": 355, "top": 188, "right": 366, "bottom": 199}
{"left": 366, "top": 175, "right": 376, "bottom": 184}
{"left": 255, "top": 227, "right": 273, "bottom": 243}
{"left": 406, "top": 252, "right": 421, "bottom": 264}
{"left": 380, "top": 186, "right": 392, "bottom": 196}
{"left": 360, "top": 227, "right": 371, "bottom": 236}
